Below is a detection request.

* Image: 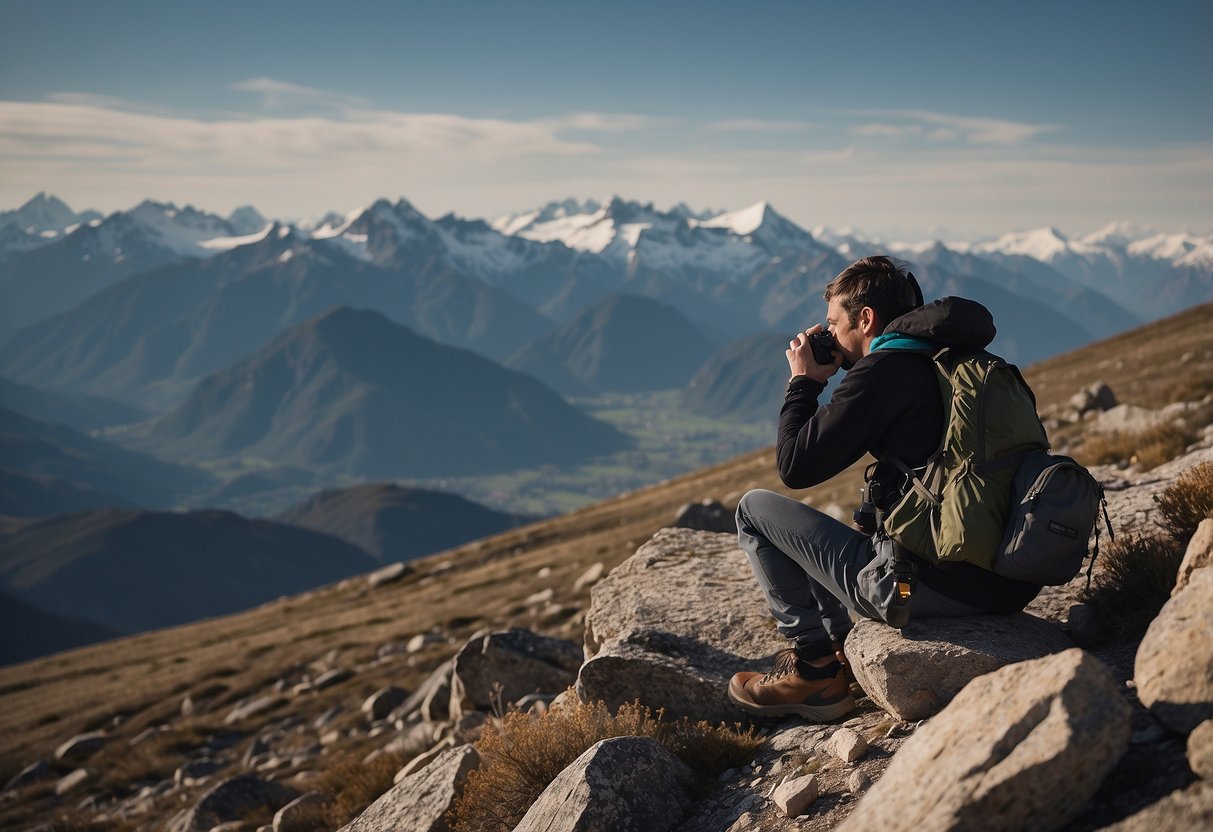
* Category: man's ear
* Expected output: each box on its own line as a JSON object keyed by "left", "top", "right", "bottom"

{"left": 859, "top": 306, "right": 880, "bottom": 336}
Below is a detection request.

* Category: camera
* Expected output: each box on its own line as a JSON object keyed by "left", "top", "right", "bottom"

{"left": 808, "top": 330, "right": 836, "bottom": 364}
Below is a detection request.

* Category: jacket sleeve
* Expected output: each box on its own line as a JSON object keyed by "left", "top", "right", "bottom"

{"left": 776, "top": 357, "right": 902, "bottom": 489}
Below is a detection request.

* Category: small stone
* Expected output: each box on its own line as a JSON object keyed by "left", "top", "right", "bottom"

{"left": 54, "top": 731, "right": 106, "bottom": 762}
{"left": 826, "top": 727, "right": 868, "bottom": 763}
{"left": 181, "top": 695, "right": 195, "bottom": 717}
{"left": 726, "top": 811, "right": 755, "bottom": 832}
{"left": 847, "top": 769, "right": 872, "bottom": 794}
{"left": 272, "top": 791, "right": 326, "bottom": 832}
{"left": 362, "top": 687, "right": 408, "bottom": 722}
{"left": 573, "top": 562, "right": 605, "bottom": 591}
{"left": 367, "top": 562, "right": 411, "bottom": 588}
{"left": 312, "top": 669, "right": 353, "bottom": 690}
{"left": 524, "top": 588, "right": 554, "bottom": 605}
{"left": 537, "top": 567, "right": 553, "bottom": 578}
{"left": 773, "top": 774, "right": 819, "bottom": 817}
{"left": 3, "top": 760, "right": 53, "bottom": 792}
{"left": 55, "top": 768, "right": 90, "bottom": 796}
{"left": 406, "top": 633, "right": 442, "bottom": 653}
{"left": 719, "top": 768, "right": 737, "bottom": 781}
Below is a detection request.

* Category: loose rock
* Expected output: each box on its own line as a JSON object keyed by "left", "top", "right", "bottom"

{"left": 390, "top": 661, "right": 453, "bottom": 724}
{"left": 847, "top": 769, "right": 872, "bottom": 794}
{"left": 54, "top": 731, "right": 106, "bottom": 762}
{"left": 272, "top": 791, "right": 326, "bottom": 832}
{"left": 362, "top": 687, "right": 408, "bottom": 722}
{"left": 836, "top": 649, "right": 1130, "bottom": 832}
{"left": 513, "top": 737, "right": 694, "bottom": 832}
{"left": 224, "top": 696, "right": 287, "bottom": 726}
{"left": 825, "top": 727, "right": 868, "bottom": 764}
{"left": 54, "top": 768, "right": 90, "bottom": 796}
{"left": 845, "top": 613, "right": 1073, "bottom": 720}
{"left": 1135, "top": 568, "right": 1213, "bottom": 733}
{"left": 169, "top": 775, "right": 298, "bottom": 832}
{"left": 449, "top": 629, "right": 581, "bottom": 714}
{"left": 573, "top": 562, "right": 605, "bottom": 591}
{"left": 339, "top": 745, "right": 479, "bottom": 832}
{"left": 3, "top": 760, "right": 53, "bottom": 792}
{"left": 367, "top": 562, "right": 411, "bottom": 588}
{"left": 772, "top": 774, "right": 819, "bottom": 817}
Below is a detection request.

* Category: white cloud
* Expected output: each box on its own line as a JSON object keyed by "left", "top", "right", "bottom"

{"left": 230, "top": 77, "right": 370, "bottom": 110}
{"left": 847, "top": 110, "right": 1058, "bottom": 145}
{"left": 705, "top": 119, "right": 816, "bottom": 133}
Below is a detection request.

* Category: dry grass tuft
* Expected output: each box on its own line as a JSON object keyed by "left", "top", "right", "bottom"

{"left": 294, "top": 749, "right": 403, "bottom": 831}
{"left": 448, "top": 697, "right": 762, "bottom": 832}
{"left": 1154, "top": 460, "right": 1213, "bottom": 545}
{"left": 1167, "top": 375, "right": 1213, "bottom": 405}
{"left": 1081, "top": 531, "right": 1185, "bottom": 639}
{"left": 1079, "top": 422, "right": 1196, "bottom": 471}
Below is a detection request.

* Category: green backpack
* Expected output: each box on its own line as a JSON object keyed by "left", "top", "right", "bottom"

{"left": 879, "top": 345, "right": 1104, "bottom": 582}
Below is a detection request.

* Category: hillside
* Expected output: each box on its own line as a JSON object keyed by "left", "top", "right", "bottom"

{"left": 139, "top": 306, "right": 629, "bottom": 477}
{"left": 0, "top": 507, "right": 380, "bottom": 635}
{"left": 0, "top": 406, "right": 214, "bottom": 510}
{"left": 0, "top": 302, "right": 1209, "bottom": 830}
{"left": 505, "top": 293, "right": 718, "bottom": 394}
{"left": 274, "top": 483, "right": 532, "bottom": 561}
{"left": 682, "top": 331, "right": 794, "bottom": 420}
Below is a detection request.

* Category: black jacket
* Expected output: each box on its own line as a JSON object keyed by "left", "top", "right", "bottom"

{"left": 777, "top": 297, "right": 1040, "bottom": 611}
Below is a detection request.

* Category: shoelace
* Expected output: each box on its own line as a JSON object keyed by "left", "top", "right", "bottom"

{"left": 761, "top": 648, "right": 800, "bottom": 684}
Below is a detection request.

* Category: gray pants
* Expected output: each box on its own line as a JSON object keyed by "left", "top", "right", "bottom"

{"left": 736, "top": 489, "right": 984, "bottom": 652}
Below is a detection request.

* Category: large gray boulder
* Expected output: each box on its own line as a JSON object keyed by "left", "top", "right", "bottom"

{"left": 169, "top": 775, "right": 298, "bottom": 832}
{"left": 449, "top": 629, "right": 581, "bottom": 715}
{"left": 1135, "top": 567, "right": 1213, "bottom": 733}
{"left": 845, "top": 613, "right": 1074, "bottom": 720}
{"left": 339, "top": 745, "right": 479, "bottom": 832}
{"left": 837, "top": 649, "right": 1131, "bottom": 832}
{"left": 577, "top": 528, "right": 785, "bottom": 722}
{"left": 513, "top": 736, "right": 694, "bottom": 832}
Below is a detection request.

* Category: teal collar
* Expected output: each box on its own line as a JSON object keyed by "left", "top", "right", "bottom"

{"left": 870, "top": 332, "right": 935, "bottom": 352}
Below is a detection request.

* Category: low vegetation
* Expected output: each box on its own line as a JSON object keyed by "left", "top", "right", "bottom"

{"left": 1081, "top": 461, "right": 1212, "bottom": 638}
{"left": 298, "top": 750, "right": 404, "bottom": 831}
{"left": 448, "top": 698, "right": 762, "bottom": 832}
{"left": 1078, "top": 422, "right": 1196, "bottom": 472}
{"left": 1153, "top": 460, "right": 1213, "bottom": 544}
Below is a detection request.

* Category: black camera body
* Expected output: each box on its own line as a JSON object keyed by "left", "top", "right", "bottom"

{"left": 808, "top": 330, "right": 836, "bottom": 364}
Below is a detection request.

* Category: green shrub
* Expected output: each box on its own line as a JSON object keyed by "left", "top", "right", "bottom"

{"left": 1154, "top": 460, "right": 1213, "bottom": 545}
{"left": 449, "top": 697, "right": 761, "bottom": 832}
{"left": 1081, "top": 531, "right": 1185, "bottom": 639}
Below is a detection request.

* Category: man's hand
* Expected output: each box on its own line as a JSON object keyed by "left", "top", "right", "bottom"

{"left": 787, "top": 324, "right": 841, "bottom": 383}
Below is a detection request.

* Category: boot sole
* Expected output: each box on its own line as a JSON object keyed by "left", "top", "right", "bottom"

{"left": 727, "top": 688, "right": 856, "bottom": 721}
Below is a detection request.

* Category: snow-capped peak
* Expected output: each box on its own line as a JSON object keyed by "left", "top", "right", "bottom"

{"left": 977, "top": 227, "right": 1074, "bottom": 261}
{"left": 1079, "top": 220, "right": 1156, "bottom": 248}
{"left": 0, "top": 192, "right": 102, "bottom": 237}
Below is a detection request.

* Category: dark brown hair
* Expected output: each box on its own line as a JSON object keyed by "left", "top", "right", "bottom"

{"left": 823, "top": 255, "right": 919, "bottom": 331}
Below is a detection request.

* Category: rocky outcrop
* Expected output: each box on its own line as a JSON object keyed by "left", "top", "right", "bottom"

{"left": 1135, "top": 567, "right": 1213, "bottom": 733}
{"left": 844, "top": 613, "right": 1074, "bottom": 720}
{"left": 339, "top": 745, "right": 479, "bottom": 832}
{"left": 513, "top": 737, "right": 694, "bottom": 832}
{"left": 576, "top": 528, "right": 785, "bottom": 722}
{"left": 837, "top": 649, "right": 1130, "bottom": 832}
{"left": 449, "top": 629, "right": 581, "bottom": 714}
{"left": 169, "top": 775, "right": 298, "bottom": 832}
{"left": 1174, "top": 518, "right": 1213, "bottom": 595}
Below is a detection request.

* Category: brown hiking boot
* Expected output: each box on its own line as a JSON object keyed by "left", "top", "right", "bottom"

{"left": 727, "top": 648, "right": 855, "bottom": 721}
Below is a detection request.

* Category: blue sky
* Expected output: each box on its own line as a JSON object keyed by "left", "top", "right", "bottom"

{"left": 2, "top": 0, "right": 1210, "bottom": 237}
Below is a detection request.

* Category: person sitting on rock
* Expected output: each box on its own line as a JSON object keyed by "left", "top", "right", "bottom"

{"left": 728, "top": 256, "right": 1042, "bottom": 720}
